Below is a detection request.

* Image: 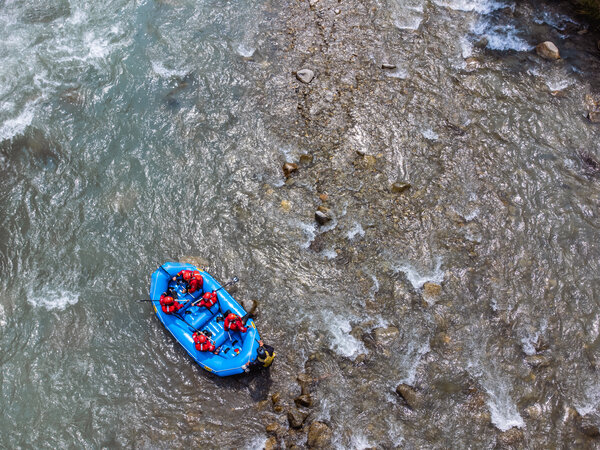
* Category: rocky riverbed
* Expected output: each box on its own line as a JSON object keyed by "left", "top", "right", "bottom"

{"left": 1, "top": 0, "right": 600, "bottom": 447}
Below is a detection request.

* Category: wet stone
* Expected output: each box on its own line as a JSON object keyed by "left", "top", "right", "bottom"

{"left": 265, "top": 436, "right": 278, "bottom": 450}
{"left": 536, "top": 41, "right": 560, "bottom": 60}
{"left": 271, "top": 392, "right": 281, "bottom": 405}
{"left": 498, "top": 428, "right": 524, "bottom": 446}
{"left": 391, "top": 182, "right": 411, "bottom": 193}
{"left": 423, "top": 282, "right": 442, "bottom": 297}
{"left": 381, "top": 63, "right": 397, "bottom": 69}
{"left": 319, "top": 193, "right": 328, "bottom": 202}
{"left": 287, "top": 407, "right": 308, "bottom": 429}
{"left": 395, "top": 383, "right": 422, "bottom": 409}
{"left": 307, "top": 421, "right": 333, "bottom": 448}
{"left": 241, "top": 299, "right": 258, "bottom": 315}
{"left": 294, "top": 394, "right": 313, "bottom": 408}
{"left": 525, "top": 354, "right": 551, "bottom": 368}
{"left": 300, "top": 154, "right": 313, "bottom": 165}
{"left": 283, "top": 162, "right": 298, "bottom": 177}
{"left": 579, "top": 415, "right": 600, "bottom": 437}
{"left": 315, "top": 209, "right": 332, "bottom": 226}
{"left": 296, "top": 69, "right": 315, "bottom": 84}
{"left": 589, "top": 111, "right": 600, "bottom": 124}
{"left": 266, "top": 422, "right": 280, "bottom": 434}
{"left": 374, "top": 326, "right": 399, "bottom": 345}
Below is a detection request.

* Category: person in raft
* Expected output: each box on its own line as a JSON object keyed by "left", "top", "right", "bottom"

{"left": 243, "top": 340, "right": 276, "bottom": 372}
{"left": 197, "top": 291, "right": 218, "bottom": 309}
{"left": 159, "top": 292, "right": 183, "bottom": 314}
{"left": 193, "top": 332, "right": 220, "bottom": 354}
{"left": 172, "top": 270, "right": 202, "bottom": 294}
{"left": 224, "top": 313, "right": 247, "bottom": 333}
{"left": 187, "top": 271, "right": 203, "bottom": 295}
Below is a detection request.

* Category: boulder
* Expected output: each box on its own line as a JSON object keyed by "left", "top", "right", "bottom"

{"left": 266, "top": 423, "right": 279, "bottom": 435}
{"left": 296, "top": 69, "right": 315, "bottom": 84}
{"left": 241, "top": 298, "right": 258, "bottom": 315}
{"left": 264, "top": 436, "right": 278, "bottom": 450}
{"left": 536, "top": 41, "right": 560, "bottom": 60}
{"left": 271, "top": 392, "right": 281, "bottom": 405}
{"left": 287, "top": 407, "right": 308, "bottom": 429}
{"left": 391, "top": 182, "right": 411, "bottom": 193}
{"left": 283, "top": 162, "right": 298, "bottom": 177}
{"left": 307, "top": 421, "right": 333, "bottom": 448}
{"left": 589, "top": 111, "right": 600, "bottom": 124}
{"left": 315, "top": 207, "right": 332, "bottom": 226}
{"left": 423, "top": 282, "right": 441, "bottom": 297}
{"left": 498, "top": 427, "right": 524, "bottom": 446}
{"left": 579, "top": 415, "right": 600, "bottom": 437}
{"left": 179, "top": 256, "right": 210, "bottom": 269}
{"left": 294, "top": 394, "right": 313, "bottom": 407}
{"left": 374, "top": 326, "right": 399, "bottom": 345}
{"left": 395, "top": 383, "right": 422, "bottom": 409}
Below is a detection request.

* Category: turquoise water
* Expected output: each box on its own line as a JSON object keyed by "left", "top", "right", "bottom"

{"left": 2, "top": 0, "right": 600, "bottom": 447}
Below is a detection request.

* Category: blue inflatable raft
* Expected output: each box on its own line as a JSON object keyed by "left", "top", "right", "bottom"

{"left": 149, "top": 262, "right": 261, "bottom": 377}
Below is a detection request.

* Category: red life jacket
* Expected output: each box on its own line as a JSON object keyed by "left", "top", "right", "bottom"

{"left": 188, "top": 276, "right": 203, "bottom": 293}
{"left": 193, "top": 333, "right": 215, "bottom": 352}
{"left": 224, "top": 314, "right": 247, "bottom": 333}
{"left": 162, "top": 303, "right": 176, "bottom": 314}
{"left": 199, "top": 292, "right": 217, "bottom": 308}
{"left": 160, "top": 294, "right": 174, "bottom": 306}
{"left": 178, "top": 270, "right": 193, "bottom": 281}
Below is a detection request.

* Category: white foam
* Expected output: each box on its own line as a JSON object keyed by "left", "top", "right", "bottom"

{"left": 434, "top": 0, "right": 505, "bottom": 13}
{"left": 369, "top": 274, "right": 379, "bottom": 299}
{"left": 0, "top": 104, "right": 35, "bottom": 141}
{"left": 421, "top": 129, "right": 438, "bottom": 141}
{"left": 293, "top": 220, "right": 317, "bottom": 249}
{"left": 395, "top": 258, "right": 444, "bottom": 290}
{"left": 464, "top": 208, "right": 479, "bottom": 221}
{"left": 326, "top": 314, "right": 366, "bottom": 359}
{"left": 394, "top": 15, "right": 423, "bottom": 31}
{"left": 485, "top": 383, "right": 525, "bottom": 431}
{"left": 27, "top": 287, "right": 79, "bottom": 311}
{"left": 236, "top": 43, "right": 255, "bottom": 58}
{"left": 0, "top": 304, "right": 6, "bottom": 327}
{"left": 243, "top": 435, "right": 268, "bottom": 450}
{"left": 472, "top": 22, "right": 533, "bottom": 52}
{"left": 385, "top": 68, "right": 409, "bottom": 79}
{"left": 321, "top": 249, "right": 338, "bottom": 259}
{"left": 546, "top": 78, "right": 574, "bottom": 92}
{"left": 575, "top": 382, "right": 600, "bottom": 416}
{"left": 151, "top": 61, "right": 188, "bottom": 79}
{"left": 347, "top": 222, "right": 365, "bottom": 239}
{"left": 402, "top": 341, "right": 430, "bottom": 385}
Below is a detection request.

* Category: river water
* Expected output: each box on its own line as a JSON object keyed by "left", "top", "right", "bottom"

{"left": 1, "top": 0, "right": 600, "bottom": 447}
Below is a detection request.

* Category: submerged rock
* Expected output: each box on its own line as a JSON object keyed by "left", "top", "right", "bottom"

{"left": 498, "top": 428, "right": 524, "bottom": 446}
{"left": 536, "top": 41, "right": 560, "bottom": 60}
{"left": 296, "top": 69, "right": 315, "bottom": 84}
{"left": 391, "top": 182, "right": 411, "bottom": 193}
{"left": 395, "top": 383, "right": 422, "bottom": 409}
{"left": 578, "top": 415, "right": 600, "bottom": 437}
{"left": 287, "top": 407, "right": 308, "bottom": 429}
{"left": 265, "top": 436, "right": 278, "bottom": 450}
{"left": 266, "top": 423, "right": 279, "bottom": 435}
{"left": 315, "top": 206, "right": 332, "bottom": 225}
{"left": 307, "top": 421, "right": 333, "bottom": 448}
{"left": 283, "top": 162, "right": 298, "bottom": 177}
{"left": 423, "top": 282, "right": 442, "bottom": 297}
{"left": 294, "top": 394, "right": 313, "bottom": 408}
{"left": 179, "top": 256, "right": 210, "bottom": 269}
{"left": 374, "top": 326, "right": 399, "bottom": 345}
{"left": 241, "top": 299, "right": 258, "bottom": 315}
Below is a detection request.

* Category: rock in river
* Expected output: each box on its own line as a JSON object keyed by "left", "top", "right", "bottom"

{"left": 535, "top": 41, "right": 560, "bottom": 60}
{"left": 391, "top": 182, "right": 411, "bottom": 193}
{"left": 287, "top": 407, "right": 308, "bottom": 429}
{"left": 294, "top": 394, "right": 313, "bottom": 408}
{"left": 374, "top": 326, "right": 399, "bottom": 345}
{"left": 315, "top": 206, "right": 332, "bottom": 225}
{"left": 395, "top": 383, "right": 422, "bottom": 409}
{"left": 283, "top": 162, "right": 298, "bottom": 177}
{"left": 307, "top": 421, "right": 333, "bottom": 448}
{"left": 296, "top": 69, "right": 315, "bottom": 84}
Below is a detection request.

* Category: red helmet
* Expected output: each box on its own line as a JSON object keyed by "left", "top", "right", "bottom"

{"left": 227, "top": 313, "right": 238, "bottom": 321}
{"left": 193, "top": 270, "right": 201, "bottom": 278}
{"left": 183, "top": 271, "right": 192, "bottom": 281}
{"left": 197, "top": 334, "right": 207, "bottom": 343}
{"left": 203, "top": 292, "right": 212, "bottom": 300}
{"left": 164, "top": 296, "right": 173, "bottom": 305}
